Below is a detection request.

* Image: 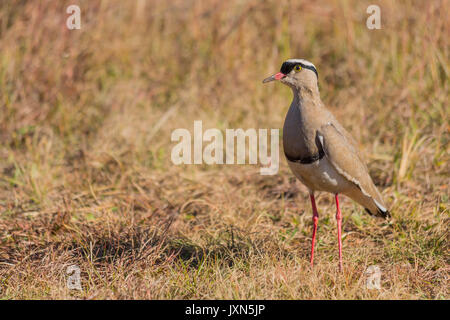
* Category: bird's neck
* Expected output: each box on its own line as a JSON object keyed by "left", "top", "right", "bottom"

{"left": 283, "top": 86, "right": 324, "bottom": 160}
{"left": 292, "top": 86, "right": 322, "bottom": 111}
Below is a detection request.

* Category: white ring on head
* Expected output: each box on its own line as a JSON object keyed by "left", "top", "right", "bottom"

{"left": 285, "top": 59, "right": 316, "bottom": 70}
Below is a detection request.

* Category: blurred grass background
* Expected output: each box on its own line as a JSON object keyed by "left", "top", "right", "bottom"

{"left": 0, "top": 0, "right": 448, "bottom": 299}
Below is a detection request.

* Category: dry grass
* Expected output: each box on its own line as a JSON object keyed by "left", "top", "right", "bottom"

{"left": 0, "top": 0, "right": 448, "bottom": 299}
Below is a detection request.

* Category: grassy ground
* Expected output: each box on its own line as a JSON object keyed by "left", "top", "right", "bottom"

{"left": 0, "top": 0, "right": 448, "bottom": 299}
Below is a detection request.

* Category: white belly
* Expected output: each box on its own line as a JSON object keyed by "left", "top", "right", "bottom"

{"left": 287, "top": 157, "right": 351, "bottom": 193}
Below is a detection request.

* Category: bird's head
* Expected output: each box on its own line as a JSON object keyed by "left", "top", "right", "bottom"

{"left": 263, "top": 59, "right": 319, "bottom": 92}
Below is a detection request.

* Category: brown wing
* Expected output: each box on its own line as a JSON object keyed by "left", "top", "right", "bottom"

{"left": 316, "top": 122, "right": 388, "bottom": 216}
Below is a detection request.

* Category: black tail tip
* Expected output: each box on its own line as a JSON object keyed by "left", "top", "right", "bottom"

{"left": 365, "top": 208, "right": 391, "bottom": 219}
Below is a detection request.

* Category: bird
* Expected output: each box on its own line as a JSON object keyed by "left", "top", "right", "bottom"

{"left": 263, "top": 59, "right": 389, "bottom": 271}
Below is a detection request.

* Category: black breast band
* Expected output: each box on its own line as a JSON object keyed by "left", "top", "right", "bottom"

{"left": 285, "top": 149, "right": 325, "bottom": 164}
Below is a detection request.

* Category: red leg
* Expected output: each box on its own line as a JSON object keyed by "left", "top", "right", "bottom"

{"left": 309, "top": 193, "right": 319, "bottom": 267}
{"left": 335, "top": 194, "right": 343, "bottom": 271}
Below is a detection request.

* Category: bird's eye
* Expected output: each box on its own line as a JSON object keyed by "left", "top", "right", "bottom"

{"left": 294, "top": 65, "right": 302, "bottom": 72}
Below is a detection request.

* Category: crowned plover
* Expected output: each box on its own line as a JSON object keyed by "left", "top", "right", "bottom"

{"left": 263, "top": 59, "right": 389, "bottom": 271}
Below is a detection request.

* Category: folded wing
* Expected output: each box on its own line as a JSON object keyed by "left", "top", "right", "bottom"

{"left": 316, "top": 122, "right": 389, "bottom": 217}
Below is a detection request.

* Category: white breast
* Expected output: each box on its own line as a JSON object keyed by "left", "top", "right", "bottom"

{"left": 287, "top": 157, "right": 352, "bottom": 193}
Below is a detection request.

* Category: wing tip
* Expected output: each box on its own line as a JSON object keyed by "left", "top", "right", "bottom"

{"left": 365, "top": 207, "right": 391, "bottom": 219}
